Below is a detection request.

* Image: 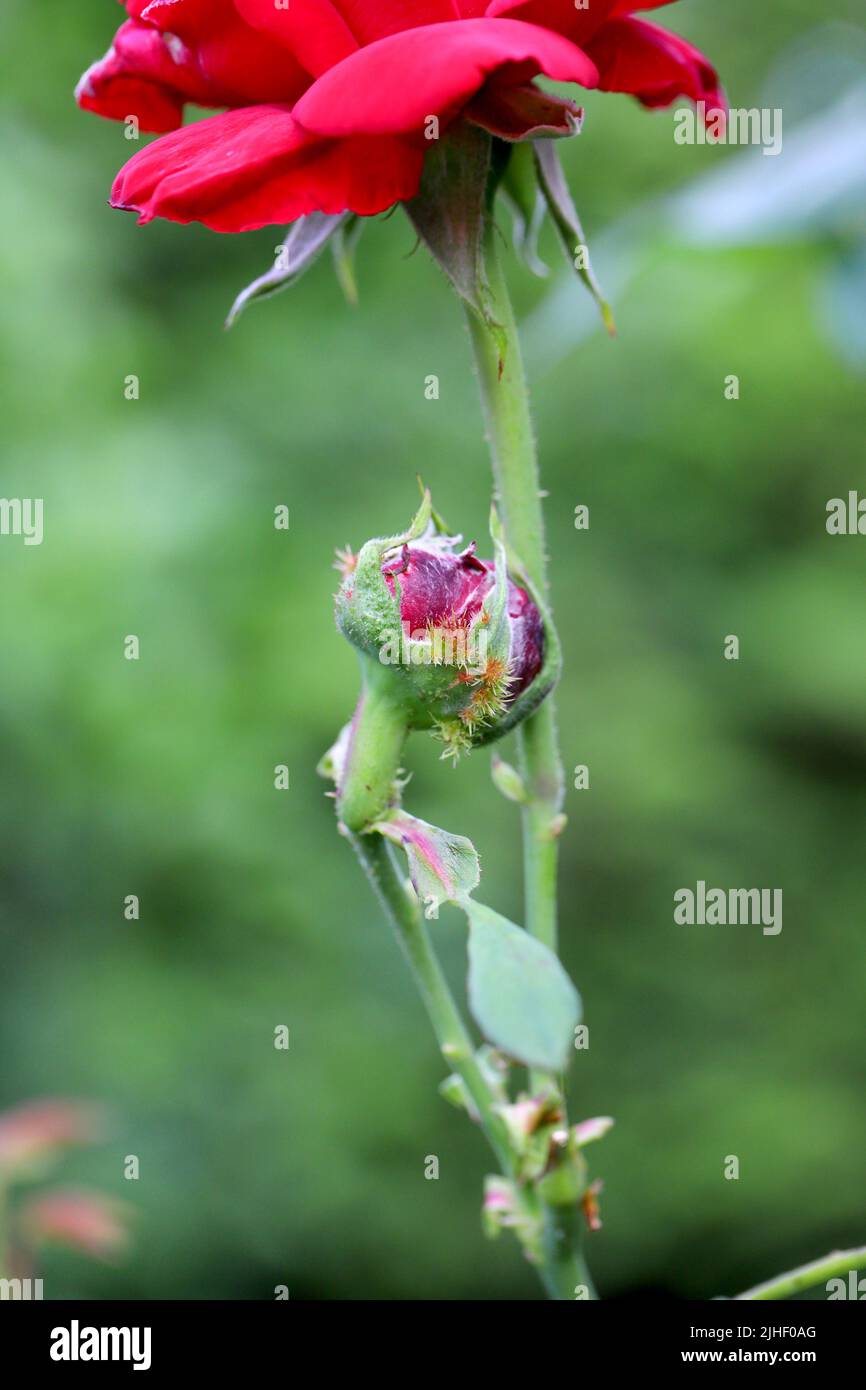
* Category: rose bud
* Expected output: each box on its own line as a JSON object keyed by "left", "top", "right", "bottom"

{"left": 328, "top": 492, "right": 559, "bottom": 832}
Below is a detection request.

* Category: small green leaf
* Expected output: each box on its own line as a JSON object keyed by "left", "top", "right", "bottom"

{"left": 372, "top": 809, "right": 480, "bottom": 916}
{"left": 465, "top": 900, "right": 581, "bottom": 1072}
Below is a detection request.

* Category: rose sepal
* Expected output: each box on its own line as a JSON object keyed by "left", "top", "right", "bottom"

{"left": 471, "top": 510, "right": 561, "bottom": 745}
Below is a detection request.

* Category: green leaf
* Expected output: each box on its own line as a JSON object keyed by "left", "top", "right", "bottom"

{"left": 372, "top": 809, "right": 480, "bottom": 917}
{"left": 464, "top": 900, "right": 581, "bottom": 1072}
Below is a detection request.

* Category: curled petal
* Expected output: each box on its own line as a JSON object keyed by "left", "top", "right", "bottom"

{"left": 75, "top": 19, "right": 215, "bottom": 131}
{"left": 292, "top": 19, "right": 598, "bottom": 138}
{"left": 110, "top": 104, "right": 424, "bottom": 231}
{"left": 468, "top": 81, "right": 583, "bottom": 140}
{"left": 586, "top": 17, "right": 725, "bottom": 113}
{"left": 138, "top": 0, "right": 310, "bottom": 104}
{"left": 76, "top": 7, "right": 310, "bottom": 131}
{"left": 482, "top": 2, "right": 713, "bottom": 109}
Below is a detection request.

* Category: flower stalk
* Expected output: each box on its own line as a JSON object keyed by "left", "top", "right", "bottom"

{"left": 463, "top": 207, "right": 597, "bottom": 1293}
{"left": 326, "top": 150, "right": 597, "bottom": 1301}
{"left": 337, "top": 657, "right": 411, "bottom": 834}
{"left": 735, "top": 1246, "right": 866, "bottom": 1301}
{"left": 464, "top": 217, "right": 565, "bottom": 955}
{"left": 350, "top": 832, "right": 513, "bottom": 1169}
{"left": 350, "top": 829, "right": 592, "bottom": 1300}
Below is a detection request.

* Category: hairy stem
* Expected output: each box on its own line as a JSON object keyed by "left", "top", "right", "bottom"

{"left": 735, "top": 1246, "right": 866, "bottom": 1301}
{"left": 464, "top": 215, "right": 594, "bottom": 1297}
{"left": 351, "top": 830, "right": 583, "bottom": 1297}
{"left": 542, "top": 1202, "right": 598, "bottom": 1302}
{"left": 337, "top": 657, "right": 410, "bottom": 833}
{"left": 351, "top": 831, "right": 513, "bottom": 1168}
{"left": 464, "top": 221, "right": 565, "bottom": 953}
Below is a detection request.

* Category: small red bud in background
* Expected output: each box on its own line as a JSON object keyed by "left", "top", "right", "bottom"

{"left": 20, "top": 1189, "right": 131, "bottom": 1262}
{"left": 0, "top": 1100, "right": 102, "bottom": 1175}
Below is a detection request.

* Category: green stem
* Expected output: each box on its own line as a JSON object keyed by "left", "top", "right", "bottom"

{"left": 352, "top": 831, "right": 512, "bottom": 1168}
{"left": 518, "top": 714, "right": 564, "bottom": 952}
{"left": 541, "top": 1203, "right": 598, "bottom": 1302}
{"left": 338, "top": 200, "right": 594, "bottom": 1300}
{"left": 464, "top": 222, "right": 564, "bottom": 953}
{"left": 735, "top": 1246, "right": 866, "bottom": 1301}
{"left": 0, "top": 1181, "right": 7, "bottom": 1279}
{"left": 352, "top": 830, "right": 584, "bottom": 1298}
{"left": 337, "top": 656, "right": 410, "bottom": 834}
{"left": 463, "top": 214, "right": 596, "bottom": 1298}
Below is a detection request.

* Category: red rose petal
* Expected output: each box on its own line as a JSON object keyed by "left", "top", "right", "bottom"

{"left": 111, "top": 103, "right": 424, "bottom": 231}
{"left": 586, "top": 17, "right": 725, "bottom": 113}
{"left": 292, "top": 18, "right": 598, "bottom": 138}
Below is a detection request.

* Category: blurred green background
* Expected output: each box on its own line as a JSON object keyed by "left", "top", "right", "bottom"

{"left": 1, "top": 0, "right": 864, "bottom": 1299}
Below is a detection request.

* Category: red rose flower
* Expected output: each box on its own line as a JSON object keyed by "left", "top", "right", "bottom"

{"left": 76, "top": 0, "right": 723, "bottom": 233}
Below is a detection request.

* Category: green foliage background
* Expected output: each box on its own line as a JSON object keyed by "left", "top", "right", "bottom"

{"left": 0, "top": 0, "right": 863, "bottom": 1298}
